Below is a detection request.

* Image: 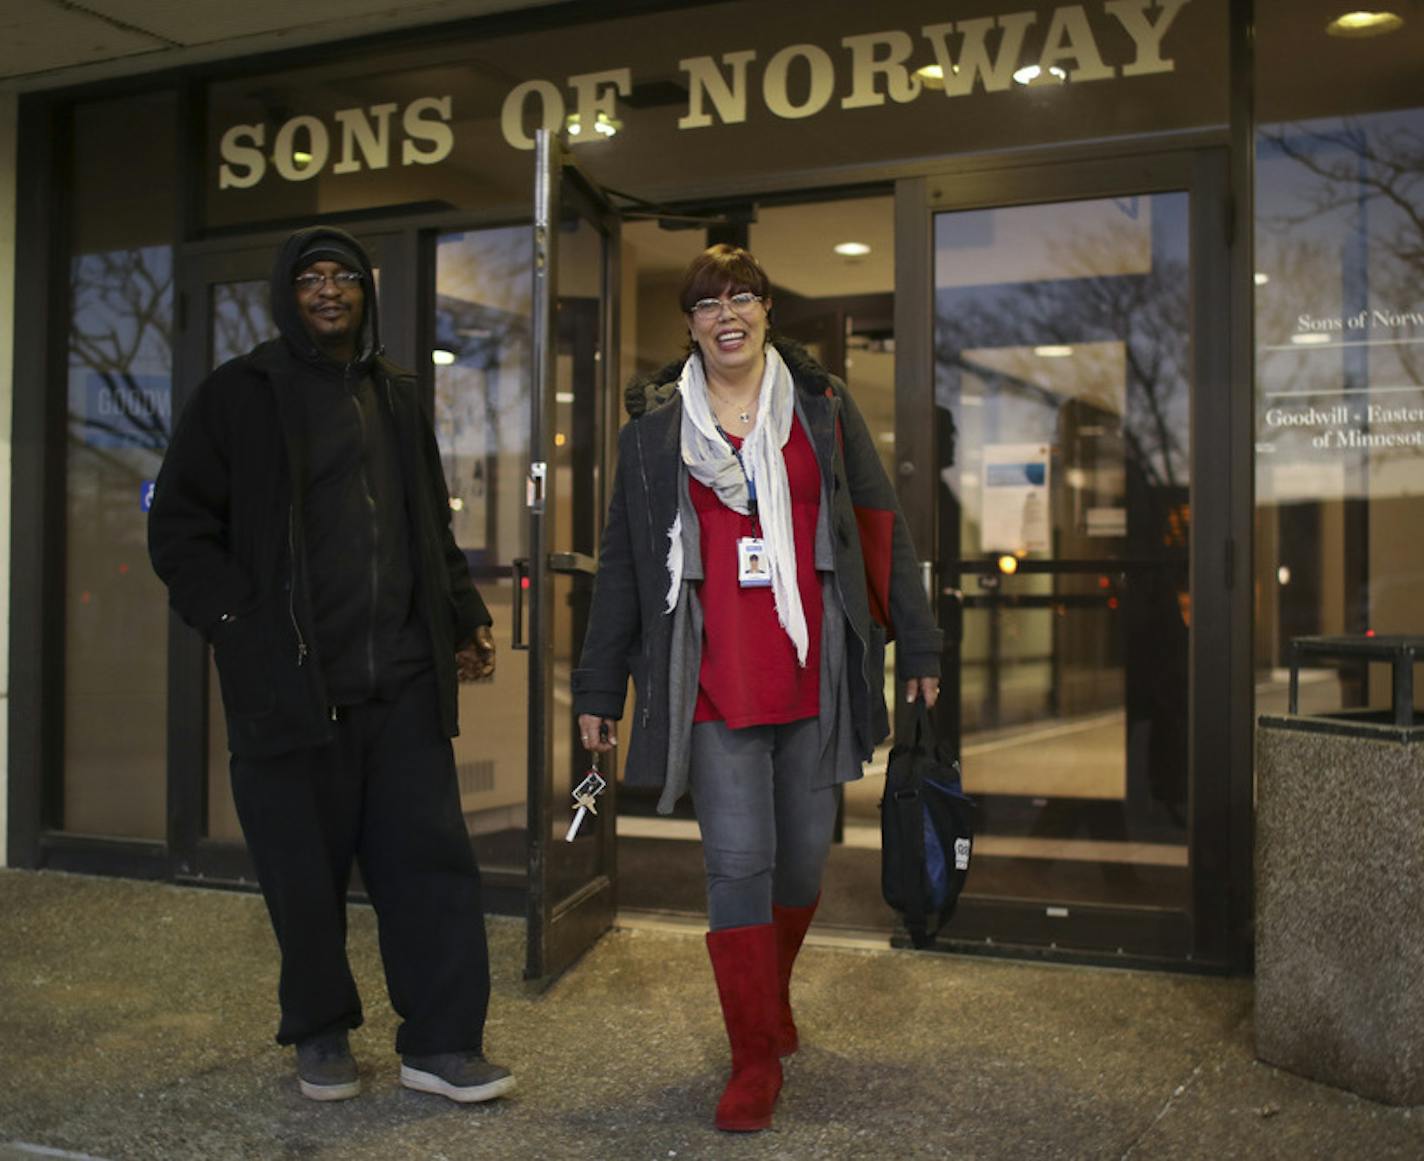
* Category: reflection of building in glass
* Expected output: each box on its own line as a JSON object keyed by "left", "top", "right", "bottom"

{"left": 1255, "top": 112, "right": 1424, "bottom": 685}
{"left": 432, "top": 228, "right": 536, "bottom": 860}
{"left": 931, "top": 193, "right": 1191, "bottom": 836}
{"left": 434, "top": 294, "right": 531, "bottom": 555}
{"left": 65, "top": 243, "right": 175, "bottom": 837}
{"left": 433, "top": 229, "right": 533, "bottom": 567}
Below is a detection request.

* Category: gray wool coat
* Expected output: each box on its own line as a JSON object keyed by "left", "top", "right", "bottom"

{"left": 571, "top": 340, "right": 941, "bottom": 813}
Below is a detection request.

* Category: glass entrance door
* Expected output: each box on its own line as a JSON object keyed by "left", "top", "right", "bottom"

{"left": 897, "top": 154, "right": 1236, "bottom": 963}
{"left": 431, "top": 225, "right": 535, "bottom": 905}
{"left": 522, "top": 132, "right": 620, "bottom": 984}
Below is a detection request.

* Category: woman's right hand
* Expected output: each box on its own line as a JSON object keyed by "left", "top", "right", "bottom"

{"left": 578, "top": 713, "right": 618, "bottom": 753}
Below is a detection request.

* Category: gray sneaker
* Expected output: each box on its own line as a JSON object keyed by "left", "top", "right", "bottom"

{"left": 295, "top": 1030, "right": 361, "bottom": 1101}
{"left": 400, "top": 1052, "right": 515, "bottom": 1103}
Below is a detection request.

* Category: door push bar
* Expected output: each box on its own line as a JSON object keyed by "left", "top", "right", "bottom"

{"left": 509, "top": 553, "right": 599, "bottom": 652}
{"left": 511, "top": 557, "right": 529, "bottom": 651}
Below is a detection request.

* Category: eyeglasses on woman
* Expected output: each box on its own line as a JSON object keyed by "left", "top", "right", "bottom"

{"left": 689, "top": 292, "right": 762, "bottom": 319}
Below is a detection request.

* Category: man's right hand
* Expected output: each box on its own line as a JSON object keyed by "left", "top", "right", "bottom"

{"left": 577, "top": 714, "right": 617, "bottom": 753}
{"left": 456, "top": 625, "right": 496, "bottom": 682}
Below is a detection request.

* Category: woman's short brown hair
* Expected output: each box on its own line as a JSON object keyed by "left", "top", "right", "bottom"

{"left": 678, "top": 244, "right": 772, "bottom": 313}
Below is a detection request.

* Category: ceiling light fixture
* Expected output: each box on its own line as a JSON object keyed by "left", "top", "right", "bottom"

{"left": 1327, "top": 10, "right": 1404, "bottom": 37}
{"left": 566, "top": 112, "right": 621, "bottom": 139}
{"left": 431, "top": 349, "right": 456, "bottom": 365}
{"left": 834, "top": 241, "right": 871, "bottom": 257}
{"left": 1254, "top": 272, "right": 1270, "bottom": 286}
{"left": 1290, "top": 333, "right": 1333, "bottom": 345}
{"left": 1012, "top": 64, "right": 1067, "bottom": 86}
{"left": 914, "top": 63, "right": 960, "bottom": 81}
{"left": 1033, "top": 344, "right": 1074, "bottom": 358}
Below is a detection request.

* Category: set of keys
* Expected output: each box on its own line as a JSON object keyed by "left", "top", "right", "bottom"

{"left": 564, "top": 753, "right": 608, "bottom": 842}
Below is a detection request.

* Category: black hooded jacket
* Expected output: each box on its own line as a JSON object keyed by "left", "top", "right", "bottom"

{"left": 148, "top": 226, "right": 489, "bottom": 757}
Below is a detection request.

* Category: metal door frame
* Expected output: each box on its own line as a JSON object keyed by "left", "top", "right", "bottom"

{"left": 894, "top": 148, "right": 1246, "bottom": 969}
{"left": 524, "top": 130, "right": 622, "bottom": 985}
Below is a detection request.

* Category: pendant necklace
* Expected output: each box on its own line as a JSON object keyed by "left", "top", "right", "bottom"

{"left": 710, "top": 386, "right": 754, "bottom": 426}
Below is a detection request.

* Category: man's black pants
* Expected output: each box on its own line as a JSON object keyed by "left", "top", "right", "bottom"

{"left": 230, "top": 672, "right": 490, "bottom": 1056}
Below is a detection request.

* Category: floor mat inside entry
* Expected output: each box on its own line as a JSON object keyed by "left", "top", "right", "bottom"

{"left": 616, "top": 835, "right": 1191, "bottom": 929}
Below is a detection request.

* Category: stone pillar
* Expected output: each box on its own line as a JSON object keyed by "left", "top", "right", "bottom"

{"left": 1255, "top": 715, "right": 1424, "bottom": 1105}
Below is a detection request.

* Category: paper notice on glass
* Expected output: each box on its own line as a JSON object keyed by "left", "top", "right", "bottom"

{"left": 982, "top": 443, "right": 1051, "bottom": 553}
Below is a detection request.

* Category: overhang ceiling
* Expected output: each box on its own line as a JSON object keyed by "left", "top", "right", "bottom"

{"left": 0, "top": 0, "right": 562, "bottom": 91}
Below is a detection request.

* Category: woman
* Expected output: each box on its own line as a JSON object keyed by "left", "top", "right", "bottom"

{"left": 573, "top": 245, "right": 940, "bottom": 1132}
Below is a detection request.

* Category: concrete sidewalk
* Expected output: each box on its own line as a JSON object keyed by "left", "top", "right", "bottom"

{"left": 0, "top": 870, "right": 1419, "bottom": 1160}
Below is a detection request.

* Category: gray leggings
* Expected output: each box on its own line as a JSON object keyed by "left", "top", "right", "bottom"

{"left": 689, "top": 717, "right": 839, "bottom": 931}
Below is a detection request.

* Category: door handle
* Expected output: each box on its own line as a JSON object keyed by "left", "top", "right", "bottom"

{"left": 511, "top": 554, "right": 595, "bottom": 652}
{"left": 511, "top": 557, "right": 529, "bottom": 650}
{"left": 548, "top": 551, "right": 598, "bottom": 576}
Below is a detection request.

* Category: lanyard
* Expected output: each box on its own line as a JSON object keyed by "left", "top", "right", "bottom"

{"left": 715, "top": 423, "right": 758, "bottom": 521}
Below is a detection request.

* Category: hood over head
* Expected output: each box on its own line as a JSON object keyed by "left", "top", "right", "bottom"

{"left": 270, "top": 226, "right": 381, "bottom": 369}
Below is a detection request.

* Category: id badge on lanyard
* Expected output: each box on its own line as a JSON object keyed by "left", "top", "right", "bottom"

{"left": 723, "top": 436, "right": 768, "bottom": 588}
{"left": 738, "top": 537, "right": 772, "bottom": 587}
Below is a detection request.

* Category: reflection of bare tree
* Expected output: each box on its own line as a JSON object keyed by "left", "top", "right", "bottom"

{"left": 1254, "top": 113, "right": 1424, "bottom": 655}
{"left": 68, "top": 247, "right": 172, "bottom": 456}
{"left": 434, "top": 293, "right": 532, "bottom": 519}
{"left": 1261, "top": 121, "right": 1423, "bottom": 273}
{"left": 432, "top": 228, "right": 534, "bottom": 559}
{"left": 213, "top": 281, "right": 272, "bottom": 366}
{"left": 1259, "top": 118, "right": 1424, "bottom": 392}
{"left": 935, "top": 213, "right": 1191, "bottom": 818}
{"left": 65, "top": 246, "right": 175, "bottom": 697}
{"left": 434, "top": 295, "right": 531, "bottom": 432}
{"left": 1254, "top": 233, "right": 1334, "bottom": 348}
{"left": 935, "top": 226, "right": 1190, "bottom": 492}
{"left": 434, "top": 238, "right": 531, "bottom": 390}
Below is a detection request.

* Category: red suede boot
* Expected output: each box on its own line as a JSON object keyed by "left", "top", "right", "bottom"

{"left": 705, "top": 924, "right": 783, "bottom": 1132}
{"left": 772, "top": 895, "right": 819, "bottom": 1056}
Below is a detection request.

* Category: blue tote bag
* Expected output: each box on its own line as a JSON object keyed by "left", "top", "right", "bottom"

{"left": 880, "top": 701, "right": 975, "bottom": 948}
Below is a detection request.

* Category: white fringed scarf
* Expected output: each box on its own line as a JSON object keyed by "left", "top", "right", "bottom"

{"left": 672, "top": 345, "right": 809, "bottom": 666}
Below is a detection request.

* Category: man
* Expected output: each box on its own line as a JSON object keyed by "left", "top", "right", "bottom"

{"left": 149, "top": 226, "right": 513, "bottom": 1105}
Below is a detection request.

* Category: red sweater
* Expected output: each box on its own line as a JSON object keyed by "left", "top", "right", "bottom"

{"left": 690, "top": 421, "right": 823, "bottom": 727}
